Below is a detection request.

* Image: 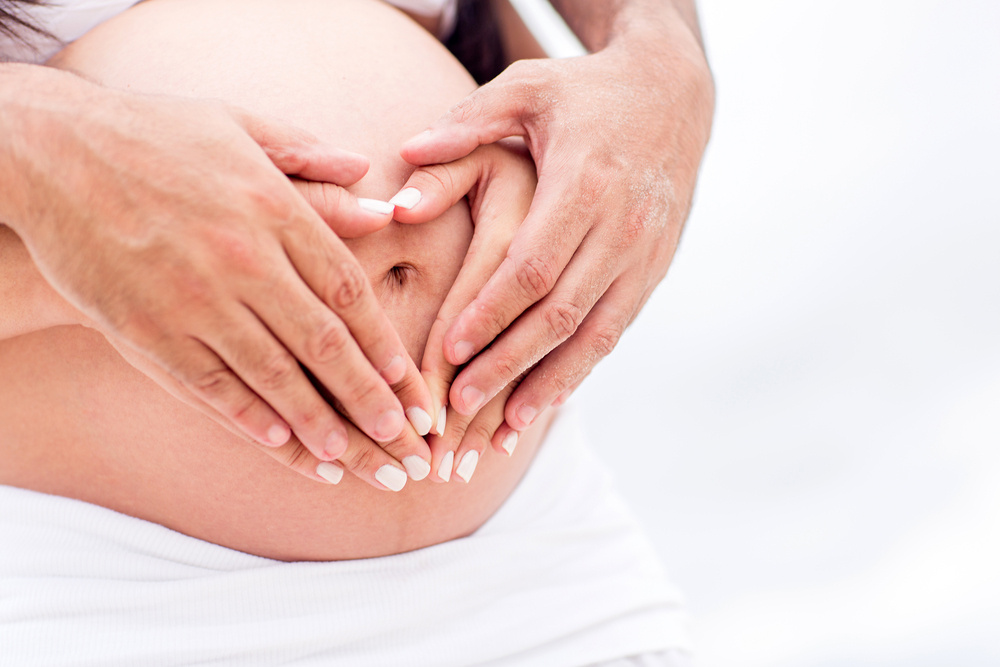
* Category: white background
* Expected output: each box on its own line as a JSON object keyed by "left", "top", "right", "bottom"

{"left": 576, "top": 1, "right": 1000, "bottom": 665}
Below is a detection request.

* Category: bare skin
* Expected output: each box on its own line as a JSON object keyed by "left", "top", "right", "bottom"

{"left": 397, "top": 0, "right": 714, "bottom": 465}
{"left": 0, "top": 0, "right": 550, "bottom": 562}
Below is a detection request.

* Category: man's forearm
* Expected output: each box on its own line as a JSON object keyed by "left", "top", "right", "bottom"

{"left": 548, "top": 0, "right": 705, "bottom": 55}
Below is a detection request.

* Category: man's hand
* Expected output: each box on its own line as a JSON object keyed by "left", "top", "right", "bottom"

{"left": 0, "top": 65, "right": 435, "bottom": 477}
{"left": 394, "top": 6, "right": 714, "bottom": 433}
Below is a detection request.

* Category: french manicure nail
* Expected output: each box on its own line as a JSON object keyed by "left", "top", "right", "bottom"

{"left": 316, "top": 462, "right": 344, "bottom": 484}
{"left": 402, "top": 455, "right": 431, "bottom": 481}
{"left": 389, "top": 187, "right": 421, "bottom": 210}
{"left": 516, "top": 405, "right": 537, "bottom": 428}
{"left": 375, "top": 464, "right": 407, "bottom": 492}
{"left": 461, "top": 386, "right": 485, "bottom": 413}
{"left": 438, "top": 450, "right": 454, "bottom": 482}
{"left": 455, "top": 450, "right": 480, "bottom": 483}
{"left": 436, "top": 405, "right": 447, "bottom": 436}
{"left": 374, "top": 410, "right": 405, "bottom": 441}
{"left": 502, "top": 431, "right": 519, "bottom": 457}
{"left": 380, "top": 355, "right": 406, "bottom": 384}
{"left": 453, "top": 340, "right": 475, "bottom": 365}
{"left": 358, "top": 198, "right": 395, "bottom": 215}
{"left": 265, "top": 423, "right": 290, "bottom": 447}
{"left": 406, "top": 407, "right": 433, "bottom": 436}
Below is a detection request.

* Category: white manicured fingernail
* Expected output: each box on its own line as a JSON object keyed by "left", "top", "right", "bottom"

{"left": 375, "top": 464, "right": 407, "bottom": 492}
{"left": 453, "top": 340, "right": 475, "bottom": 365}
{"left": 380, "top": 355, "right": 406, "bottom": 384}
{"left": 436, "top": 405, "right": 447, "bottom": 436}
{"left": 438, "top": 450, "right": 454, "bottom": 482}
{"left": 403, "top": 455, "right": 431, "bottom": 481}
{"left": 358, "top": 198, "right": 395, "bottom": 215}
{"left": 316, "top": 462, "right": 344, "bottom": 484}
{"left": 389, "top": 187, "right": 421, "bottom": 210}
{"left": 406, "top": 407, "right": 433, "bottom": 436}
{"left": 455, "top": 450, "right": 480, "bottom": 483}
{"left": 502, "top": 431, "right": 518, "bottom": 457}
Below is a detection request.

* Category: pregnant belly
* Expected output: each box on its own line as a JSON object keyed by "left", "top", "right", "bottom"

{"left": 0, "top": 328, "right": 547, "bottom": 561}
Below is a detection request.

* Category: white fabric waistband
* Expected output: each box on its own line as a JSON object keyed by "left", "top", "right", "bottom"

{"left": 0, "top": 405, "right": 690, "bottom": 666}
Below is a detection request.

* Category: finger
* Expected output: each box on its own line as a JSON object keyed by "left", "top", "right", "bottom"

{"left": 116, "top": 336, "right": 345, "bottom": 485}
{"left": 447, "top": 230, "right": 614, "bottom": 415}
{"left": 291, "top": 178, "right": 394, "bottom": 238}
{"left": 252, "top": 435, "right": 347, "bottom": 485}
{"left": 504, "top": 278, "right": 636, "bottom": 430}
{"left": 399, "top": 62, "right": 546, "bottom": 166}
{"left": 148, "top": 336, "right": 293, "bottom": 449}
{"left": 388, "top": 148, "right": 496, "bottom": 223}
{"left": 441, "top": 173, "right": 590, "bottom": 374}
{"left": 335, "top": 421, "right": 415, "bottom": 492}
{"left": 450, "top": 374, "right": 524, "bottom": 484}
{"left": 230, "top": 106, "right": 370, "bottom": 184}
{"left": 201, "top": 302, "right": 353, "bottom": 461}
{"left": 278, "top": 209, "right": 434, "bottom": 436}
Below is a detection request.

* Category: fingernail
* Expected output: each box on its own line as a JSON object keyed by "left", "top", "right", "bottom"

{"left": 436, "top": 405, "right": 447, "bottom": 436}
{"left": 502, "top": 431, "right": 519, "bottom": 457}
{"left": 402, "top": 455, "right": 431, "bottom": 481}
{"left": 374, "top": 409, "right": 405, "bottom": 441}
{"left": 453, "top": 340, "right": 476, "bottom": 365}
{"left": 461, "top": 386, "right": 485, "bottom": 413}
{"left": 406, "top": 407, "right": 433, "bottom": 436}
{"left": 516, "top": 405, "right": 537, "bottom": 428}
{"left": 265, "top": 423, "right": 290, "bottom": 447}
{"left": 380, "top": 355, "right": 406, "bottom": 384}
{"left": 375, "top": 464, "right": 408, "bottom": 492}
{"left": 316, "top": 462, "right": 344, "bottom": 484}
{"left": 358, "top": 198, "right": 395, "bottom": 215}
{"left": 438, "top": 450, "right": 454, "bottom": 482}
{"left": 455, "top": 450, "right": 480, "bottom": 483}
{"left": 389, "top": 187, "right": 421, "bottom": 210}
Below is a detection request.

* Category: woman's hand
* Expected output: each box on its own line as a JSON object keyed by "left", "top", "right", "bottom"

{"left": 394, "top": 20, "right": 714, "bottom": 433}
{"left": 0, "top": 65, "right": 434, "bottom": 470}
{"left": 391, "top": 141, "right": 537, "bottom": 482}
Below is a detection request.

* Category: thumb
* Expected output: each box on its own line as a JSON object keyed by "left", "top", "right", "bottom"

{"left": 291, "top": 178, "right": 394, "bottom": 239}
{"left": 229, "top": 105, "right": 370, "bottom": 184}
{"left": 399, "top": 67, "right": 540, "bottom": 166}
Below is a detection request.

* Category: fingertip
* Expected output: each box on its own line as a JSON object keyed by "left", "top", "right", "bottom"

{"left": 263, "top": 422, "right": 291, "bottom": 447}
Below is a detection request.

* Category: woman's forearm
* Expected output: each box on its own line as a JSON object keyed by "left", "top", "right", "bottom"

{"left": 0, "top": 223, "right": 79, "bottom": 340}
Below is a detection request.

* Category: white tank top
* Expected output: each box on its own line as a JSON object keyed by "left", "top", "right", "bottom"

{"left": 0, "top": 0, "right": 458, "bottom": 63}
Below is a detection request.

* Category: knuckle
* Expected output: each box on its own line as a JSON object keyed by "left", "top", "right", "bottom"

{"left": 307, "top": 319, "right": 350, "bottom": 364}
{"left": 490, "top": 352, "right": 522, "bottom": 382}
{"left": 274, "top": 443, "right": 314, "bottom": 472}
{"left": 513, "top": 254, "right": 556, "bottom": 300}
{"left": 190, "top": 365, "right": 234, "bottom": 397}
{"left": 327, "top": 260, "right": 368, "bottom": 310}
{"left": 543, "top": 300, "right": 586, "bottom": 341}
{"left": 590, "top": 323, "right": 623, "bottom": 359}
{"left": 255, "top": 351, "right": 298, "bottom": 392}
{"left": 342, "top": 444, "right": 380, "bottom": 474}
{"left": 417, "top": 164, "right": 459, "bottom": 199}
